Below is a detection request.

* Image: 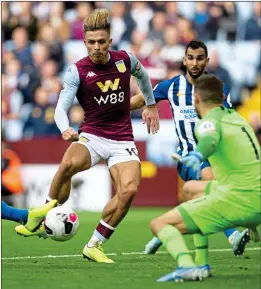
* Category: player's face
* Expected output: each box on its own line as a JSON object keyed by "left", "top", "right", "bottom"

{"left": 84, "top": 30, "right": 112, "bottom": 64}
{"left": 194, "top": 89, "right": 202, "bottom": 119}
{"left": 183, "top": 48, "right": 209, "bottom": 79}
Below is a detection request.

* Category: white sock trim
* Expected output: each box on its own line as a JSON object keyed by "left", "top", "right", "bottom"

{"left": 88, "top": 234, "right": 103, "bottom": 248}
{"left": 46, "top": 196, "right": 62, "bottom": 206}
{"left": 46, "top": 196, "right": 53, "bottom": 202}
{"left": 100, "top": 219, "right": 116, "bottom": 231}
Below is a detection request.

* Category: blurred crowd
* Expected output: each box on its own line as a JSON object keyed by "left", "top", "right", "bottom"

{"left": 2, "top": 1, "right": 261, "bottom": 141}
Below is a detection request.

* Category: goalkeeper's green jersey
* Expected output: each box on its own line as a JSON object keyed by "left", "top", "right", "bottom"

{"left": 195, "top": 106, "right": 260, "bottom": 190}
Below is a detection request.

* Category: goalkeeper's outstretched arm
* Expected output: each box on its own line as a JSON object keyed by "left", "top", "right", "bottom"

{"left": 195, "top": 119, "right": 221, "bottom": 160}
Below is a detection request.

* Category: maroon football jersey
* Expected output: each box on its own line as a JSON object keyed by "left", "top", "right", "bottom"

{"left": 75, "top": 50, "right": 133, "bottom": 141}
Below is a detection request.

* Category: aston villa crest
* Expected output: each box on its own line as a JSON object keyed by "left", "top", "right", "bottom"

{"left": 115, "top": 60, "right": 126, "bottom": 73}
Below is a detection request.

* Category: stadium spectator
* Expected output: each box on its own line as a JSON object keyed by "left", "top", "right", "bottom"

{"left": 177, "top": 17, "right": 197, "bottom": 45}
{"left": 165, "top": 2, "right": 180, "bottom": 25}
{"left": 4, "top": 57, "right": 22, "bottom": 91}
{"left": 2, "top": 2, "right": 11, "bottom": 41}
{"left": 2, "top": 73, "right": 24, "bottom": 141}
{"left": 17, "top": 43, "right": 50, "bottom": 104}
{"left": 148, "top": 11, "right": 167, "bottom": 45}
{"left": 149, "top": 2, "right": 166, "bottom": 13}
{"left": 31, "top": 2, "right": 52, "bottom": 24}
{"left": 207, "top": 3, "right": 223, "bottom": 40}
{"left": 32, "top": 42, "right": 50, "bottom": 72}
{"left": 208, "top": 49, "right": 232, "bottom": 89}
{"left": 244, "top": 2, "right": 261, "bottom": 40}
{"left": 130, "top": 2, "right": 154, "bottom": 33}
{"left": 45, "top": 78, "right": 63, "bottom": 105}
{"left": 4, "top": 2, "right": 38, "bottom": 41}
{"left": 218, "top": 2, "right": 238, "bottom": 41}
{"left": 110, "top": 3, "right": 128, "bottom": 49}
{"left": 1, "top": 140, "right": 24, "bottom": 206}
{"left": 23, "top": 87, "right": 60, "bottom": 138}
{"left": 48, "top": 3, "right": 70, "bottom": 42}
{"left": 159, "top": 25, "right": 184, "bottom": 62}
{"left": 128, "top": 29, "right": 153, "bottom": 58}
{"left": 38, "top": 24, "right": 64, "bottom": 72}
{"left": 193, "top": 2, "right": 209, "bottom": 41}
{"left": 38, "top": 60, "right": 62, "bottom": 104}
{"left": 40, "top": 60, "right": 59, "bottom": 85}
{"left": 118, "top": 4, "right": 136, "bottom": 43}
{"left": 2, "top": 50, "right": 16, "bottom": 73}
{"left": 71, "top": 2, "right": 93, "bottom": 40}
{"left": 69, "top": 105, "right": 84, "bottom": 132}
{"left": 11, "top": 27, "right": 33, "bottom": 68}
{"left": 140, "top": 42, "right": 167, "bottom": 87}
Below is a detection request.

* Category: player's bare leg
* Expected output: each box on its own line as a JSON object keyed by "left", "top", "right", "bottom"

{"left": 146, "top": 177, "right": 248, "bottom": 256}
{"left": 144, "top": 180, "right": 209, "bottom": 255}
{"left": 83, "top": 161, "right": 141, "bottom": 263}
{"left": 100, "top": 194, "right": 118, "bottom": 222}
{"left": 201, "top": 167, "right": 215, "bottom": 181}
{"left": 103, "top": 161, "right": 141, "bottom": 226}
{"left": 48, "top": 143, "right": 92, "bottom": 203}
{"left": 150, "top": 208, "right": 203, "bottom": 282}
{"left": 182, "top": 181, "right": 209, "bottom": 201}
{"left": 18, "top": 143, "right": 92, "bottom": 237}
{"left": 46, "top": 179, "right": 72, "bottom": 204}
{"left": 56, "top": 179, "right": 72, "bottom": 204}
{"left": 144, "top": 156, "right": 213, "bottom": 255}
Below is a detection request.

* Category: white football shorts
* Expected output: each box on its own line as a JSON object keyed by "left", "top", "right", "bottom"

{"left": 75, "top": 132, "right": 140, "bottom": 168}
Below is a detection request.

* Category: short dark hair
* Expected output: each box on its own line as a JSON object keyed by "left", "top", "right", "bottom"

{"left": 185, "top": 40, "right": 208, "bottom": 57}
{"left": 194, "top": 74, "right": 224, "bottom": 104}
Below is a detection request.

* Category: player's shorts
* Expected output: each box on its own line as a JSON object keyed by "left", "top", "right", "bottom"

{"left": 177, "top": 181, "right": 261, "bottom": 235}
{"left": 177, "top": 151, "right": 210, "bottom": 181}
{"left": 75, "top": 132, "right": 140, "bottom": 169}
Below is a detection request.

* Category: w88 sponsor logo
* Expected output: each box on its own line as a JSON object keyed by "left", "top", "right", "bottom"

{"left": 94, "top": 92, "right": 125, "bottom": 105}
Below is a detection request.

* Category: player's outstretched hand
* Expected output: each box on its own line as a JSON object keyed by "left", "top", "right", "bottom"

{"left": 180, "top": 151, "right": 203, "bottom": 180}
{"left": 142, "top": 104, "right": 160, "bottom": 134}
{"left": 62, "top": 127, "right": 79, "bottom": 142}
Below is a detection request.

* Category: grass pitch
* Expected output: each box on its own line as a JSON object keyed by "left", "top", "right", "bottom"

{"left": 2, "top": 208, "right": 261, "bottom": 289}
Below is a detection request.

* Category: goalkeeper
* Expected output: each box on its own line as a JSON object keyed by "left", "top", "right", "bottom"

{"left": 150, "top": 74, "right": 261, "bottom": 282}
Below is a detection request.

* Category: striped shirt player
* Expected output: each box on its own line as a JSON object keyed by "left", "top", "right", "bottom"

{"left": 153, "top": 73, "right": 232, "bottom": 181}
{"left": 143, "top": 41, "right": 245, "bottom": 259}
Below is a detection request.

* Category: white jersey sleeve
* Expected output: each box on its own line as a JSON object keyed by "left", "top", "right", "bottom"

{"left": 54, "top": 64, "right": 80, "bottom": 133}
{"left": 127, "top": 52, "right": 156, "bottom": 106}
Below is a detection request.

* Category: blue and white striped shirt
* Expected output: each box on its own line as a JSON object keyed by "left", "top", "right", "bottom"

{"left": 153, "top": 74, "right": 232, "bottom": 156}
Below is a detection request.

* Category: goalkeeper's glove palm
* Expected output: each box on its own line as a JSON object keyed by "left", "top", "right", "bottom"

{"left": 180, "top": 151, "right": 203, "bottom": 180}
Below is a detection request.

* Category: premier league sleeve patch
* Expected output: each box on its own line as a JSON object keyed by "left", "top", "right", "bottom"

{"left": 135, "top": 61, "right": 141, "bottom": 72}
{"left": 198, "top": 121, "right": 216, "bottom": 135}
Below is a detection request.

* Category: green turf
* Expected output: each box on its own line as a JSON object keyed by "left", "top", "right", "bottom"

{"left": 2, "top": 208, "right": 261, "bottom": 289}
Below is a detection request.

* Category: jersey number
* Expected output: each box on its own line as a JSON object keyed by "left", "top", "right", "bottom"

{"left": 125, "top": 148, "right": 138, "bottom": 156}
{"left": 241, "top": 127, "right": 260, "bottom": 160}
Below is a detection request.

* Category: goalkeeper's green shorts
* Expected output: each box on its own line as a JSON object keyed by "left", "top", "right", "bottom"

{"left": 177, "top": 181, "right": 261, "bottom": 235}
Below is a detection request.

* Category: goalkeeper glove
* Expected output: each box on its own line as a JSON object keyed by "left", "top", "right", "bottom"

{"left": 180, "top": 151, "right": 203, "bottom": 180}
